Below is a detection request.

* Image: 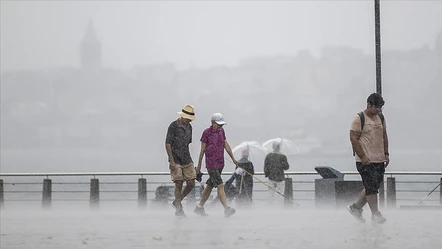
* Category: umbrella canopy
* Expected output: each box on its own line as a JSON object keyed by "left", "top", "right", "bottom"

{"left": 262, "top": 138, "right": 300, "bottom": 156}
{"left": 229, "top": 141, "right": 268, "bottom": 168}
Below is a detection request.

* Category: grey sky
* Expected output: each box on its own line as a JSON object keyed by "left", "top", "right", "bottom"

{"left": 1, "top": 1, "right": 441, "bottom": 71}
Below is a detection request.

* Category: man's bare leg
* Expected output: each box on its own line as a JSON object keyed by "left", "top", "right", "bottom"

{"left": 217, "top": 183, "right": 228, "bottom": 209}
{"left": 174, "top": 180, "right": 184, "bottom": 208}
{"left": 366, "top": 194, "right": 379, "bottom": 214}
{"left": 355, "top": 188, "right": 368, "bottom": 209}
{"left": 179, "top": 180, "right": 195, "bottom": 202}
{"left": 198, "top": 185, "right": 213, "bottom": 207}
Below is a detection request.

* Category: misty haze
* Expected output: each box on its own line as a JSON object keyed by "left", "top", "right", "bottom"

{"left": 1, "top": 1, "right": 442, "bottom": 249}
{"left": 1, "top": 1, "right": 441, "bottom": 173}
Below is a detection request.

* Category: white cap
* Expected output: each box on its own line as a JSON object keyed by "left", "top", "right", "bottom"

{"left": 211, "top": 113, "right": 226, "bottom": 125}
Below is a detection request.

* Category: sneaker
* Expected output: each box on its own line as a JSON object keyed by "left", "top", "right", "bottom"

{"left": 224, "top": 207, "right": 236, "bottom": 218}
{"left": 193, "top": 206, "right": 208, "bottom": 216}
{"left": 175, "top": 208, "right": 186, "bottom": 218}
{"left": 372, "top": 211, "right": 387, "bottom": 224}
{"left": 347, "top": 204, "right": 366, "bottom": 223}
{"left": 171, "top": 200, "right": 181, "bottom": 210}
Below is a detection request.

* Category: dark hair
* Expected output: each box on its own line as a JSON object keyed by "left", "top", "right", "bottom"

{"left": 367, "top": 93, "right": 385, "bottom": 107}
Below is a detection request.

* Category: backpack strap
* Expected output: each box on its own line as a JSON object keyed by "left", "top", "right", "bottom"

{"left": 353, "top": 112, "right": 364, "bottom": 156}
{"left": 379, "top": 113, "right": 385, "bottom": 125}
{"left": 357, "top": 111, "right": 365, "bottom": 131}
{"left": 359, "top": 111, "right": 384, "bottom": 131}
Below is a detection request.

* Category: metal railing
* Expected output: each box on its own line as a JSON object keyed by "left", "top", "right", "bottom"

{"left": 1, "top": 171, "right": 441, "bottom": 209}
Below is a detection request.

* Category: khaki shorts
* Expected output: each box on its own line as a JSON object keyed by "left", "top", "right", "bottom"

{"left": 170, "top": 163, "right": 196, "bottom": 182}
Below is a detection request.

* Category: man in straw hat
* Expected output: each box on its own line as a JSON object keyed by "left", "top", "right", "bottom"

{"left": 194, "top": 113, "right": 238, "bottom": 217}
{"left": 165, "top": 104, "right": 197, "bottom": 217}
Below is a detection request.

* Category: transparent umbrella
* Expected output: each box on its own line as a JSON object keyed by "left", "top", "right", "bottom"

{"left": 262, "top": 138, "right": 300, "bottom": 156}
{"left": 229, "top": 141, "right": 268, "bottom": 168}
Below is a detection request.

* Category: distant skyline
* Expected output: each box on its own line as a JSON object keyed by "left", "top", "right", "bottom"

{"left": 1, "top": 1, "right": 442, "bottom": 71}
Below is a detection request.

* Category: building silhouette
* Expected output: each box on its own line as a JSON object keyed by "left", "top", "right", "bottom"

{"left": 80, "top": 20, "right": 102, "bottom": 72}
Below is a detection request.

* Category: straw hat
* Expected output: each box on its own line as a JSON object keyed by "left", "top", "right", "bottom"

{"left": 177, "top": 104, "right": 196, "bottom": 120}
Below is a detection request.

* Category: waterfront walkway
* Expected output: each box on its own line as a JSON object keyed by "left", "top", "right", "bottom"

{"left": 1, "top": 204, "right": 441, "bottom": 249}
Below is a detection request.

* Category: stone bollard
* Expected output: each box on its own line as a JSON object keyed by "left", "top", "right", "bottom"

{"left": 42, "top": 179, "right": 52, "bottom": 209}
{"left": 387, "top": 177, "right": 396, "bottom": 208}
{"left": 284, "top": 178, "right": 293, "bottom": 206}
{"left": 90, "top": 178, "right": 100, "bottom": 209}
{"left": 0, "top": 179, "right": 4, "bottom": 208}
{"left": 138, "top": 178, "right": 147, "bottom": 208}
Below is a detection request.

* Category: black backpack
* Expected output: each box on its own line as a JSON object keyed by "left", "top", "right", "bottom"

{"left": 352, "top": 111, "right": 385, "bottom": 156}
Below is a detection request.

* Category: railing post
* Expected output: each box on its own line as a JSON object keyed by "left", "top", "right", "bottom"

{"left": 284, "top": 177, "right": 293, "bottom": 207}
{"left": 440, "top": 178, "right": 442, "bottom": 205}
{"left": 0, "top": 179, "right": 4, "bottom": 208}
{"left": 386, "top": 177, "right": 396, "bottom": 208}
{"left": 90, "top": 178, "right": 100, "bottom": 208}
{"left": 138, "top": 178, "right": 147, "bottom": 208}
{"left": 42, "top": 179, "right": 52, "bottom": 208}
{"left": 379, "top": 178, "right": 385, "bottom": 208}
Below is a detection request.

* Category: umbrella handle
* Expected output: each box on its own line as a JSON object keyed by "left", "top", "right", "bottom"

{"left": 238, "top": 167, "right": 284, "bottom": 198}
{"left": 226, "top": 158, "right": 299, "bottom": 207}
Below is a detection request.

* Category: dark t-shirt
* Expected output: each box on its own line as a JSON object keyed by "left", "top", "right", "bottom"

{"left": 264, "top": 153, "right": 289, "bottom": 182}
{"left": 165, "top": 119, "right": 193, "bottom": 165}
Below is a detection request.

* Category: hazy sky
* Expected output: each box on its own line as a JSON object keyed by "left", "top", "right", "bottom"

{"left": 1, "top": 1, "right": 442, "bottom": 71}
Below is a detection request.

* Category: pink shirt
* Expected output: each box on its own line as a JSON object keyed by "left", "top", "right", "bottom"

{"left": 200, "top": 126, "right": 226, "bottom": 169}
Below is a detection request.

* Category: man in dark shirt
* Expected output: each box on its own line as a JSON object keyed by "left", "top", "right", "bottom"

{"left": 264, "top": 143, "right": 289, "bottom": 203}
{"left": 165, "top": 104, "right": 196, "bottom": 217}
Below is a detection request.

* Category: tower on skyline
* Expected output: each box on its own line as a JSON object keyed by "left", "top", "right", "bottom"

{"left": 80, "top": 20, "right": 102, "bottom": 71}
